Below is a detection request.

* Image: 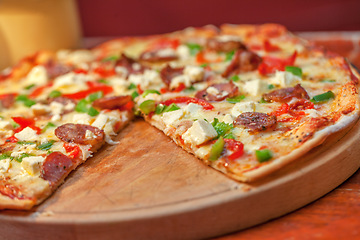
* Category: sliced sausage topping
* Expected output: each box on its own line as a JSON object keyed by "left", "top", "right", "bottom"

{"left": 160, "top": 65, "right": 184, "bottom": 87}
{"left": 0, "top": 93, "right": 16, "bottom": 109}
{"left": 206, "top": 38, "right": 247, "bottom": 52}
{"left": 263, "top": 84, "right": 310, "bottom": 103}
{"left": 55, "top": 123, "right": 105, "bottom": 147}
{"left": 115, "top": 53, "right": 147, "bottom": 76}
{"left": 234, "top": 112, "right": 277, "bottom": 132}
{"left": 92, "top": 95, "right": 132, "bottom": 110}
{"left": 222, "top": 50, "right": 262, "bottom": 78}
{"left": 41, "top": 152, "right": 73, "bottom": 187}
{"left": 195, "top": 82, "right": 238, "bottom": 101}
{"left": 44, "top": 60, "right": 72, "bottom": 79}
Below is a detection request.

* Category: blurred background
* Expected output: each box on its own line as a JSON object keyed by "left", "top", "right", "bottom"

{"left": 0, "top": 0, "right": 359, "bottom": 69}
{"left": 76, "top": 0, "right": 360, "bottom": 37}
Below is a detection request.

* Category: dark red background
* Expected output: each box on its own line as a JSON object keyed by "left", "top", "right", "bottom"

{"left": 76, "top": 0, "right": 360, "bottom": 37}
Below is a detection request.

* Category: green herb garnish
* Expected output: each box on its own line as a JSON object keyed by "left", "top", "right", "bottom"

{"left": 139, "top": 100, "right": 156, "bottom": 115}
{"left": 230, "top": 75, "right": 240, "bottom": 82}
{"left": 209, "top": 136, "right": 225, "bottom": 161}
{"left": 37, "top": 140, "right": 56, "bottom": 150}
{"left": 16, "top": 95, "right": 36, "bottom": 107}
{"left": 226, "top": 95, "right": 245, "bottom": 104}
{"left": 186, "top": 43, "right": 202, "bottom": 55}
{"left": 256, "top": 149, "right": 273, "bottom": 163}
{"left": 128, "top": 83, "right": 137, "bottom": 90}
{"left": 285, "top": 66, "right": 302, "bottom": 78}
{"left": 49, "top": 90, "right": 62, "bottom": 98}
{"left": 310, "top": 91, "right": 335, "bottom": 104}
{"left": 225, "top": 51, "right": 235, "bottom": 61}
{"left": 142, "top": 89, "right": 161, "bottom": 97}
{"left": 24, "top": 84, "right": 35, "bottom": 90}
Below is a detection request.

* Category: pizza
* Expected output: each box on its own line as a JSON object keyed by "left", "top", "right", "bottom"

{"left": 0, "top": 24, "right": 359, "bottom": 210}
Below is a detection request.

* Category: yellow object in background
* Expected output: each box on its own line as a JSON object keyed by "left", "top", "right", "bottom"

{"left": 0, "top": 0, "right": 82, "bottom": 70}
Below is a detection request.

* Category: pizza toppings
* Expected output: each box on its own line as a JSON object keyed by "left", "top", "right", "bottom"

{"left": 140, "top": 48, "right": 178, "bottom": 63}
{"left": 182, "top": 119, "right": 218, "bottom": 146}
{"left": 262, "top": 84, "right": 310, "bottom": 103}
{"left": 161, "top": 96, "right": 214, "bottom": 110}
{"left": 92, "top": 95, "right": 132, "bottom": 110}
{"left": 54, "top": 123, "right": 104, "bottom": 150}
{"left": 115, "top": 54, "right": 147, "bottom": 77}
{"left": 258, "top": 51, "right": 297, "bottom": 75}
{"left": 234, "top": 112, "right": 277, "bottom": 132}
{"left": 206, "top": 37, "right": 246, "bottom": 52}
{"left": 222, "top": 49, "right": 262, "bottom": 77}
{"left": 41, "top": 152, "right": 74, "bottom": 187}
{"left": 195, "top": 82, "right": 239, "bottom": 101}
{"left": 255, "top": 149, "right": 273, "bottom": 163}
{"left": 310, "top": 91, "right": 335, "bottom": 104}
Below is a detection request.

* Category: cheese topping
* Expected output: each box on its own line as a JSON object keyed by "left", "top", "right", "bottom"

{"left": 182, "top": 119, "right": 217, "bottom": 146}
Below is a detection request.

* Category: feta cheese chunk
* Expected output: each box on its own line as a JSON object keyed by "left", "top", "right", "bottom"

{"left": 0, "top": 159, "right": 11, "bottom": 173}
{"left": 271, "top": 71, "right": 301, "bottom": 87}
{"left": 26, "top": 65, "right": 48, "bottom": 86}
{"left": 162, "top": 109, "right": 184, "bottom": 127}
{"left": 31, "top": 103, "right": 51, "bottom": 116}
{"left": 14, "top": 127, "right": 38, "bottom": 142}
{"left": 183, "top": 65, "right": 204, "bottom": 82}
{"left": 231, "top": 101, "right": 256, "bottom": 117}
{"left": 184, "top": 103, "right": 202, "bottom": 118}
{"left": 21, "top": 156, "right": 45, "bottom": 176}
{"left": 182, "top": 119, "right": 218, "bottom": 146}
{"left": 244, "top": 79, "right": 268, "bottom": 96}
{"left": 128, "top": 69, "right": 162, "bottom": 89}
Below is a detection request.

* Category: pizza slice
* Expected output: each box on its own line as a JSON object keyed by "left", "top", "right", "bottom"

{"left": 0, "top": 49, "right": 133, "bottom": 209}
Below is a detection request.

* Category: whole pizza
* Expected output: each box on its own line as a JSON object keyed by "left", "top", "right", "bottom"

{"left": 0, "top": 24, "right": 358, "bottom": 210}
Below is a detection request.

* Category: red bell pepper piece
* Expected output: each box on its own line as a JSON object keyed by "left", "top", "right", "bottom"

{"left": 63, "top": 143, "right": 81, "bottom": 159}
{"left": 29, "top": 83, "right": 53, "bottom": 98}
{"left": 63, "top": 81, "right": 113, "bottom": 100}
{"left": 12, "top": 117, "right": 42, "bottom": 134}
{"left": 258, "top": 51, "right": 297, "bottom": 75}
{"left": 224, "top": 139, "right": 244, "bottom": 160}
{"left": 264, "top": 40, "right": 280, "bottom": 52}
{"left": 149, "top": 38, "right": 180, "bottom": 50}
{"left": 161, "top": 96, "right": 214, "bottom": 110}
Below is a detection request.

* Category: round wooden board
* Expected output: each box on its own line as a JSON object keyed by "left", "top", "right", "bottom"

{"left": 1, "top": 117, "right": 360, "bottom": 240}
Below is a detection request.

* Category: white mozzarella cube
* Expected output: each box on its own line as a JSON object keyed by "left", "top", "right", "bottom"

{"left": 184, "top": 65, "right": 204, "bottom": 81}
{"left": 21, "top": 156, "right": 45, "bottom": 176}
{"left": 26, "top": 65, "right": 48, "bottom": 86}
{"left": 221, "top": 114, "right": 234, "bottom": 124}
{"left": 31, "top": 103, "right": 51, "bottom": 116}
{"left": 156, "top": 48, "right": 177, "bottom": 57}
{"left": 176, "top": 45, "right": 191, "bottom": 60}
{"left": 231, "top": 101, "right": 256, "bottom": 117}
{"left": 182, "top": 119, "right": 218, "bottom": 146}
{"left": 169, "top": 75, "right": 191, "bottom": 89}
{"left": 244, "top": 79, "right": 268, "bottom": 96}
{"left": 162, "top": 109, "right": 184, "bottom": 127}
{"left": 14, "top": 127, "right": 38, "bottom": 142}
{"left": 272, "top": 71, "right": 301, "bottom": 87}
{"left": 184, "top": 103, "right": 202, "bottom": 118}
{"left": 53, "top": 72, "right": 90, "bottom": 90}
{"left": 0, "top": 159, "right": 11, "bottom": 173}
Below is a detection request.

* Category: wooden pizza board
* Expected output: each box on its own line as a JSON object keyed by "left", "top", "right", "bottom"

{"left": 0, "top": 117, "right": 360, "bottom": 240}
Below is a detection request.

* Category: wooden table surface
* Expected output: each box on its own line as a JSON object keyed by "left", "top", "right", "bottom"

{"left": 214, "top": 31, "right": 360, "bottom": 240}
{"left": 83, "top": 32, "right": 360, "bottom": 240}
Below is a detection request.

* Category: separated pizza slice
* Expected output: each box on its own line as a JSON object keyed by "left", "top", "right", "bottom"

{"left": 0, "top": 50, "right": 134, "bottom": 210}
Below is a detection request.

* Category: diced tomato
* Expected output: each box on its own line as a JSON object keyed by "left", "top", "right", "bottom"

{"left": 63, "top": 81, "right": 113, "bottom": 100}
{"left": 224, "top": 139, "right": 244, "bottom": 160}
{"left": 172, "top": 83, "right": 186, "bottom": 92}
{"left": 136, "top": 84, "right": 144, "bottom": 94}
{"left": 63, "top": 143, "right": 81, "bottom": 159}
{"left": 93, "top": 66, "right": 116, "bottom": 78}
{"left": 12, "top": 117, "right": 42, "bottom": 134}
{"left": 258, "top": 51, "right": 297, "bottom": 75}
{"left": 264, "top": 40, "right": 280, "bottom": 52}
{"left": 270, "top": 103, "right": 290, "bottom": 117}
{"left": 73, "top": 69, "right": 88, "bottom": 74}
{"left": 149, "top": 38, "right": 180, "bottom": 50}
{"left": 196, "top": 51, "right": 222, "bottom": 64}
{"left": 161, "top": 96, "right": 214, "bottom": 110}
{"left": 29, "top": 83, "right": 53, "bottom": 98}
{"left": 160, "top": 88, "right": 168, "bottom": 94}
{"left": 119, "top": 100, "right": 134, "bottom": 112}
{"left": 289, "top": 99, "right": 314, "bottom": 111}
